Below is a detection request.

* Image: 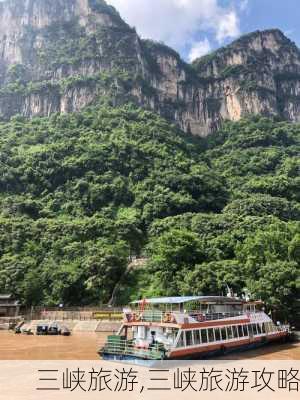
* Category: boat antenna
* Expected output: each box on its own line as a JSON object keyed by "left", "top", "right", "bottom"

{"left": 140, "top": 298, "right": 147, "bottom": 313}
{"left": 224, "top": 283, "right": 233, "bottom": 297}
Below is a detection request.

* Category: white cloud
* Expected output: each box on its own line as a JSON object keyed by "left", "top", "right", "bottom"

{"left": 188, "top": 38, "right": 211, "bottom": 61}
{"left": 216, "top": 10, "right": 240, "bottom": 43}
{"left": 107, "top": 0, "right": 241, "bottom": 54}
{"left": 239, "top": 0, "right": 249, "bottom": 12}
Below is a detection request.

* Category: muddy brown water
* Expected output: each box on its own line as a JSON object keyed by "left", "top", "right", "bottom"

{"left": 0, "top": 331, "right": 299, "bottom": 360}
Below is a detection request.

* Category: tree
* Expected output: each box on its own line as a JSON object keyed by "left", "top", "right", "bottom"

{"left": 246, "top": 261, "right": 300, "bottom": 318}
{"left": 147, "top": 229, "right": 206, "bottom": 295}
{"left": 83, "top": 240, "right": 129, "bottom": 304}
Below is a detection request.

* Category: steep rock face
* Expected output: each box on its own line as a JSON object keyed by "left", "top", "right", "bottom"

{"left": 0, "top": 0, "right": 122, "bottom": 66}
{"left": 0, "top": 0, "right": 148, "bottom": 119}
{"left": 1, "top": 0, "right": 300, "bottom": 136}
{"left": 191, "top": 29, "right": 300, "bottom": 133}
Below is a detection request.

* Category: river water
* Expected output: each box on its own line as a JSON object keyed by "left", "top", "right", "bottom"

{"left": 0, "top": 331, "right": 299, "bottom": 360}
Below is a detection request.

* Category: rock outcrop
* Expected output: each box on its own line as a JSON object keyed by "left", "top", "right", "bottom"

{"left": 1, "top": 0, "right": 300, "bottom": 136}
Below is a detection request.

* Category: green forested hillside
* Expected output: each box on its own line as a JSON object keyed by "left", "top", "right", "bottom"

{"left": 0, "top": 106, "right": 299, "bottom": 318}
{"left": 143, "top": 117, "right": 300, "bottom": 318}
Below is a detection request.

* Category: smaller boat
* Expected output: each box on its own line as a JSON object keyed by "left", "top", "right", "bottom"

{"left": 47, "top": 323, "right": 61, "bottom": 335}
{"left": 60, "top": 326, "right": 71, "bottom": 336}
{"left": 15, "top": 321, "right": 33, "bottom": 335}
{"left": 17, "top": 327, "right": 34, "bottom": 335}
{"left": 14, "top": 320, "right": 25, "bottom": 334}
{"left": 36, "top": 324, "right": 51, "bottom": 335}
{"left": 36, "top": 323, "right": 71, "bottom": 336}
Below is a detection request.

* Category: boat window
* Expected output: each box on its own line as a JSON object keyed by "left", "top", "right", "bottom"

{"left": 221, "top": 327, "right": 227, "bottom": 340}
{"left": 165, "top": 328, "right": 178, "bottom": 342}
{"left": 214, "top": 328, "right": 221, "bottom": 341}
{"left": 248, "top": 324, "right": 253, "bottom": 336}
{"left": 257, "top": 324, "right": 262, "bottom": 334}
{"left": 177, "top": 332, "right": 185, "bottom": 347}
{"left": 252, "top": 324, "right": 258, "bottom": 335}
{"left": 232, "top": 326, "right": 238, "bottom": 338}
{"left": 185, "top": 331, "right": 193, "bottom": 346}
{"left": 201, "top": 329, "right": 208, "bottom": 344}
{"left": 226, "top": 326, "right": 233, "bottom": 340}
{"left": 243, "top": 325, "right": 249, "bottom": 336}
{"left": 207, "top": 328, "right": 215, "bottom": 342}
{"left": 238, "top": 325, "right": 243, "bottom": 337}
{"left": 193, "top": 330, "right": 201, "bottom": 345}
{"left": 261, "top": 324, "right": 266, "bottom": 334}
{"left": 132, "top": 326, "right": 137, "bottom": 338}
{"left": 266, "top": 322, "right": 272, "bottom": 333}
{"left": 268, "top": 322, "right": 274, "bottom": 333}
{"left": 137, "top": 326, "right": 146, "bottom": 339}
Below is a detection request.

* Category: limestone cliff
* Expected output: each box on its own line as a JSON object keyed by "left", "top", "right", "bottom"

{"left": 191, "top": 29, "right": 300, "bottom": 134}
{"left": 1, "top": 0, "right": 300, "bottom": 136}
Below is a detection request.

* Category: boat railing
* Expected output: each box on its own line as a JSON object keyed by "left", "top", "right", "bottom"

{"left": 123, "top": 310, "right": 248, "bottom": 324}
{"left": 277, "top": 324, "right": 290, "bottom": 333}
{"left": 124, "top": 310, "right": 175, "bottom": 323}
{"left": 99, "top": 338, "right": 166, "bottom": 360}
{"left": 189, "top": 311, "right": 245, "bottom": 322}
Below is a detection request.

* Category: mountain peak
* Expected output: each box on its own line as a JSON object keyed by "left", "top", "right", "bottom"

{"left": 0, "top": 0, "right": 124, "bottom": 32}
{"left": 228, "top": 28, "right": 295, "bottom": 51}
{"left": 192, "top": 29, "right": 297, "bottom": 70}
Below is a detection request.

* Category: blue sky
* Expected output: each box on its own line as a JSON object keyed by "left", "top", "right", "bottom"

{"left": 107, "top": 0, "right": 300, "bottom": 61}
{"left": 231, "top": 0, "right": 300, "bottom": 46}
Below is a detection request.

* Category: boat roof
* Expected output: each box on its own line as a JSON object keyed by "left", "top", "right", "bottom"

{"left": 131, "top": 296, "right": 243, "bottom": 305}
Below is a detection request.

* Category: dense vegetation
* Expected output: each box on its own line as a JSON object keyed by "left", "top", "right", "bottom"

{"left": 0, "top": 105, "right": 299, "bottom": 320}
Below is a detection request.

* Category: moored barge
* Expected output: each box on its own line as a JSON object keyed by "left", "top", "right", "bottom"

{"left": 99, "top": 296, "right": 289, "bottom": 361}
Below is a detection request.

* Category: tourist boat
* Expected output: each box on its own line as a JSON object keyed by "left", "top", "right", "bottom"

{"left": 99, "top": 296, "right": 290, "bottom": 361}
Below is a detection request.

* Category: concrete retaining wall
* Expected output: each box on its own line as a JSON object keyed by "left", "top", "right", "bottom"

{"left": 95, "top": 322, "right": 121, "bottom": 332}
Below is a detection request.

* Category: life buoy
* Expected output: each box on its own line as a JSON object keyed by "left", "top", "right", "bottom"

{"left": 196, "top": 313, "right": 205, "bottom": 322}
{"left": 163, "top": 313, "right": 172, "bottom": 323}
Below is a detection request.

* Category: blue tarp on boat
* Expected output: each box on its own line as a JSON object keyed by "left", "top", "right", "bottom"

{"left": 131, "top": 296, "right": 242, "bottom": 305}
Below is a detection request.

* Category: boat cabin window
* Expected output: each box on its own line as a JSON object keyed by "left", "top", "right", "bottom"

{"left": 257, "top": 324, "right": 262, "bottom": 334}
{"left": 261, "top": 324, "right": 266, "bottom": 334}
{"left": 232, "top": 325, "right": 239, "bottom": 338}
{"left": 177, "top": 332, "right": 185, "bottom": 347}
{"left": 243, "top": 325, "right": 248, "bottom": 336}
{"left": 185, "top": 331, "right": 193, "bottom": 346}
{"left": 248, "top": 324, "right": 253, "bottom": 336}
{"left": 214, "top": 328, "right": 221, "bottom": 341}
{"left": 238, "top": 325, "right": 243, "bottom": 337}
{"left": 137, "top": 326, "right": 146, "bottom": 339}
{"left": 226, "top": 326, "right": 233, "bottom": 340}
{"left": 201, "top": 329, "right": 208, "bottom": 344}
{"left": 221, "top": 327, "right": 227, "bottom": 340}
{"left": 132, "top": 326, "right": 137, "bottom": 338}
{"left": 207, "top": 328, "right": 215, "bottom": 342}
{"left": 163, "top": 327, "right": 178, "bottom": 343}
{"left": 264, "top": 322, "right": 274, "bottom": 333}
{"left": 193, "top": 330, "right": 201, "bottom": 345}
{"left": 252, "top": 324, "right": 258, "bottom": 335}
